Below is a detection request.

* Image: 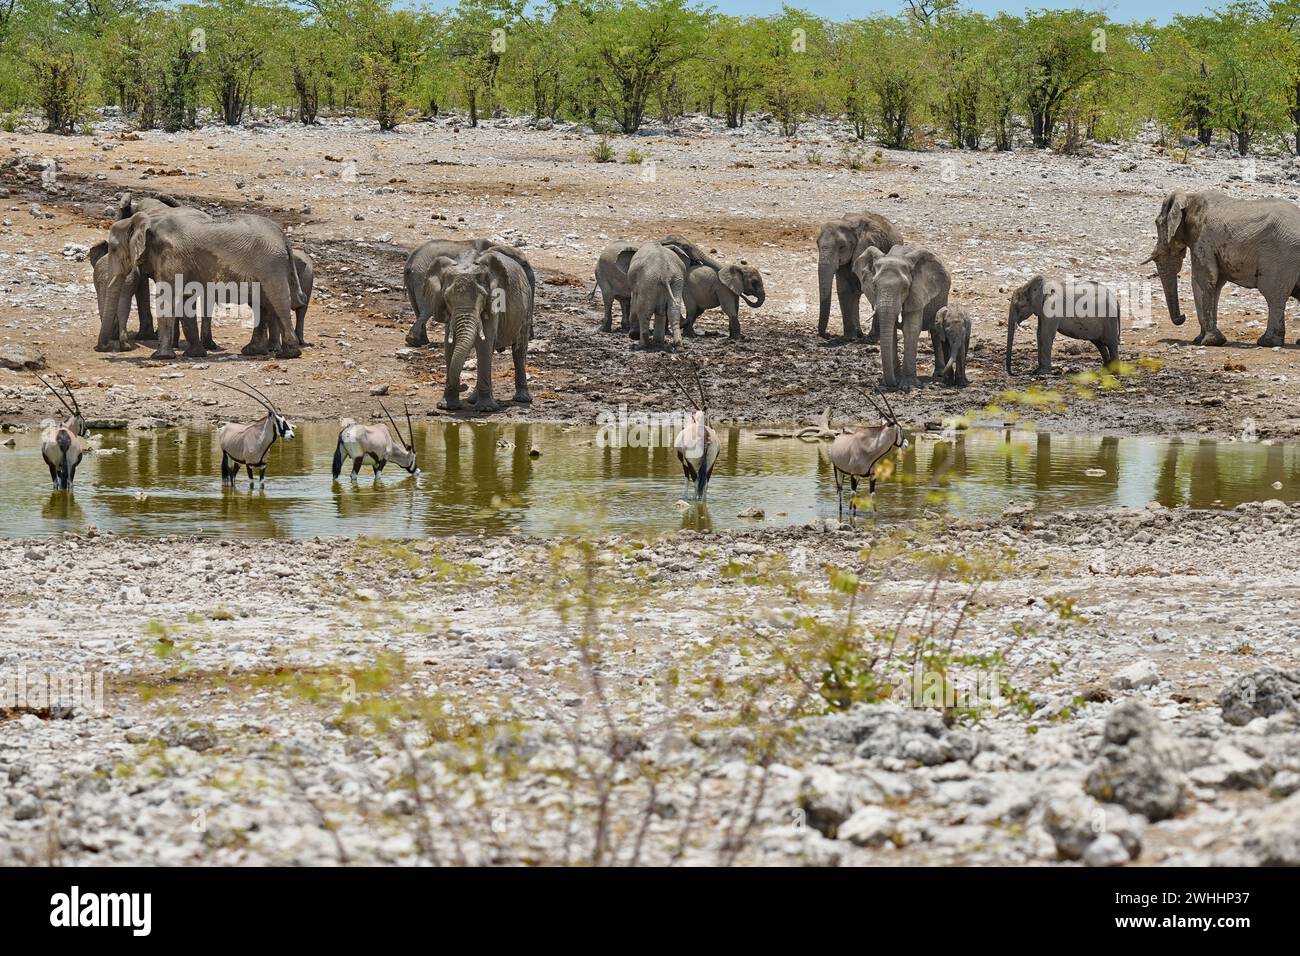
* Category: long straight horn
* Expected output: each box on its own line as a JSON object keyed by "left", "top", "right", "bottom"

{"left": 216, "top": 380, "right": 273, "bottom": 413}
{"left": 875, "top": 386, "right": 899, "bottom": 424}
{"left": 36, "top": 374, "right": 75, "bottom": 418}
{"left": 403, "top": 401, "right": 415, "bottom": 454}
{"left": 857, "top": 387, "right": 885, "bottom": 421}
{"left": 379, "top": 400, "right": 404, "bottom": 448}
{"left": 239, "top": 378, "right": 279, "bottom": 414}
{"left": 53, "top": 372, "right": 81, "bottom": 418}
{"left": 692, "top": 364, "right": 709, "bottom": 413}
{"left": 666, "top": 362, "right": 699, "bottom": 410}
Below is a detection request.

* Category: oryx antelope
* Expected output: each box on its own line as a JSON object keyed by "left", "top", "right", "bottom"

{"left": 669, "top": 363, "right": 719, "bottom": 502}
{"left": 829, "top": 388, "right": 908, "bottom": 525}
{"left": 331, "top": 402, "right": 419, "bottom": 481}
{"left": 38, "top": 373, "right": 90, "bottom": 490}
{"left": 216, "top": 379, "right": 295, "bottom": 486}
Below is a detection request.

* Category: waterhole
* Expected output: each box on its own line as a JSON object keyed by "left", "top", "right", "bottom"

{"left": 2, "top": 423, "right": 1297, "bottom": 538}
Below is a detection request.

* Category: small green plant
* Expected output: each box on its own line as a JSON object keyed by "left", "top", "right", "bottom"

{"left": 804, "top": 148, "right": 823, "bottom": 165}
{"left": 840, "top": 144, "right": 866, "bottom": 170}
{"left": 623, "top": 148, "right": 646, "bottom": 164}
{"left": 1, "top": 112, "right": 17, "bottom": 133}
{"left": 871, "top": 149, "right": 884, "bottom": 164}
{"left": 590, "top": 137, "right": 616, "bottom": 163}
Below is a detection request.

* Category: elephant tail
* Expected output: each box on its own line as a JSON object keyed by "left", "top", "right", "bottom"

{"left": 285, "top": 240, "right": 306, "bottom": 310}
{"left": 666, "top": 277, "right": 684, "bottom": 323}
{"left": 587, "top": 272, "right": 598, "bottom": 302}
{"left": 331, "top": 432, "right": 345, "bottom": 480}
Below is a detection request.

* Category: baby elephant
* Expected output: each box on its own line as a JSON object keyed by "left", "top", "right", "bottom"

{"left": 683, "top": 261, "right": 765, "bottom": 339}
{"left": 1007, "top": 276, "right": 1120, "bottom": 374}
{"left": 934, "top": 305, "right": 971, "bottom": 386}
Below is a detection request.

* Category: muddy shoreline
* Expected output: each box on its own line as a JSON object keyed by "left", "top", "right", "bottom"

{"left": 4, "top": 119, "right": 1300, "bottom": 439}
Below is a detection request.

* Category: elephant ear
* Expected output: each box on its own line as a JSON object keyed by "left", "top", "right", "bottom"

{"left": 936, "top": 305, "right": 949, "bottom": 325}
{"left": 1158, "top": 191, "right": 1187, "bottom": 246}
{"left": 107, "top": 214, "right": 149, "bottom": 282}
{"left": 422, "top": 255, "right": 458, "bottom": 322}
{"left": 853, "top": 245, "right": 884, "bottom": 295}
{"left": 902, "top": 248, "right": 949, "bottom": 312}
{"left": 615, "top": 246, "right": 636, "bottom": 275}
{"left": 478, "top": 250, "right": 518, "bottom": 316}
{"left": 114, "top": 192, "right": 134, "bottom": 219}
{"left": 88, "top": 240, "right": 109, "bottom": 268}
{"left": 719, "top": 264, "right": 745, "bottom": 297}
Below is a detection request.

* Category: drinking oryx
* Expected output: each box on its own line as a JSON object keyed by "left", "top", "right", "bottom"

{"left": 216, "top": 379, "right": 295, "bottom": 486}
{"left": 669, "top": 363, "right": 719, "bottom": 502}
{"left": 38, "top": 373, "right": 90, "bottom": 490}
{"left": 331, "top": 402, "right": 419, "bottom": 481}
{"left": 829, "top": 388, "right": 907, "bottom": 525}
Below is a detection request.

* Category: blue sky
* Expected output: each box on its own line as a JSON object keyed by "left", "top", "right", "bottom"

{"left": 703, "top": 1, "right": 1217, "bottom": 21}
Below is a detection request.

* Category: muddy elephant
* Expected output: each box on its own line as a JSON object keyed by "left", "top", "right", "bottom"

{"left": 593, "top": 241, "right": 637, "bottom": 333}
{"left": 100, "top": 210, "right": 303, "bottom": 360}
{"left": 627, "top": 241, "right": 691, "bottom": 349}
{"left": 855, "top": 244, "right": 951, "bottom": 390}
{"left": 816, "top": 212, "right": 904, "bottom": 341}
{"left": 89, "top": 239, "right": 133, "bottom": 352}
{"left": 405, "top": 238, "right": 535, "bottom": 347}
{"left": 110, "top": 193, "right": 211, "bottom": 343}
{"left": 655, "top": 236, "right": 764, "bottom": 340}
{"left": 1006, "top": 276, "right": 1120, "bottom": 374}
{"left": 1145, "top": 190, "right": 1300, "bottom": 347}
{"left": 432, "top": 248, "right": 534, "bottom": 414}
{"left": 934, "top": 305, "right": 971, "bottom": 386}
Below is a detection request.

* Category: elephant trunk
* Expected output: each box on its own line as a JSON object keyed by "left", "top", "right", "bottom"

{"left": 1005, "top": 306, "right": 1017, "bottom": 374}
{"left": 743, "top": 284, "right": 765, "bottom": 309}
{"left": 877, "top": 293, "right": 901, "bottom": 388}
{"left": 448, "top": 308, "right": 480, "bottom": 389}
{"left": 816, "top": 253, "right": 836, "bottom": 334}
{"left": 1153, "top": 248, "right": 1187, "bottom": 326}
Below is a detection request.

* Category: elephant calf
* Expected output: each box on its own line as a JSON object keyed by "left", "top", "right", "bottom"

{"left": 683, "top": 260, "right": 764, "bottom": 339}
{"left": 854, "top": 243, "right": 951, "bottom": 390}
{"left": 1006, "top": 276, "right": 1120, "bottom": 375}
{"left": 627, "top": 242, "right": 689, "bottom": 349}
{"left": 593, "top": 241, "right": 637, "bottom": 333}
{"left": 934, "top": 305, "right": 971, "bottom": 387}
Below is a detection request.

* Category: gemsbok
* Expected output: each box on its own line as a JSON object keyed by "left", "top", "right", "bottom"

{"left": 829, "top": 388, "right": 908, "bottom": 525}
{"left": 331, "top": 402, "right": 419, "bottom": 481}
{"left": 38, "top": 373, "right": 89, "bottom": 490}
{"left": 216, "top": 379, "right": 295, "bottom": 486}
{"left": 669, "top": 363, "right": 719, "bottom": 502}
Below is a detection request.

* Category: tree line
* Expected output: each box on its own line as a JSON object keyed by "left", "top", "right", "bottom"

{"left": 5, "top": 0, "right": 1300, "bottom": 156}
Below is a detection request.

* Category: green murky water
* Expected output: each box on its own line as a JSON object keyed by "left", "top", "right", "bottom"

{"left": 2, "top": 423, "right": 1298, "bottom": 538}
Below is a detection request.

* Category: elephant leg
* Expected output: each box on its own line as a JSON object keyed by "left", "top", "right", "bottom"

{"left": 181, "top": 294, "right": 206, "bottom": 358}
{"left": 132, "top": 272, "right": 156, "bottom": 341}
{"left": 601, "top": 294, "right": 613, "bottom": 333}
{"left": 272, "top": 302, "right": 301, "bottom": 360}
{"left": 469, "top": 335, "right": 499, "bottom": 413}
{"left": 406, "top": 308, "right": 431, "bottom": 347}
{"left": 726, "top": 303, "right": 742, "bottom": 340}
{"left": 931, "top": 329, "right": 946, "bottom": 381}
{"left": 295, "top": 307, "right": 308, "bottom": 347}
{"left": 618, "top": 298, "right": 631, "bottom": 332}
{"left": 201, "top": 311, "right": 221, "bottom": 351}
{"left": 1258, "top": 289, "right": 1288, "bottom": 347}
{"left": 1036, "top": 318, "right": 1055, "bottom": 374}
{"left": 1193, "top": 279, "right": 1227, "bottom": 347}
{"left": 836, "top": 268, "right": 861, "bottom": 339}
{"left": 682, "top": 308, "right": 699, "bottom": 337}
{"left": 242, "top": 294, "right": 270, "bottom": 356}
{"left": 512, "top": 341, "right": 531, "bottom": 404}
{"left": 150, "top": 288, "right": 181, "bottom": 359}
{"left": 900, "top": 312, "right": 921, "bottom": 388}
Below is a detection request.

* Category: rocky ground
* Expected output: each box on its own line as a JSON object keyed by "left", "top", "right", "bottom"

{"left": 2, "top": 502, "right": 1298, "bottom": 866}
{"left": 1, "top": 112, "right": 1300, "bottom": 438}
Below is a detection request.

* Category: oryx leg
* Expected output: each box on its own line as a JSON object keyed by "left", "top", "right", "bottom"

{"left": 351, "top": 457, "right": 363, "bottom": 481}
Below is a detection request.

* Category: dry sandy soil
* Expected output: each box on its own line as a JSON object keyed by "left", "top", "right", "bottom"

{"left": 2, "top": 113, "right": 1300, "bottom": 437}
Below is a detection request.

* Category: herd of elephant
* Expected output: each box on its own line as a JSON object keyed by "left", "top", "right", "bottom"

{"left": 85, "top": 186, "right": 1300, "bottom": 401}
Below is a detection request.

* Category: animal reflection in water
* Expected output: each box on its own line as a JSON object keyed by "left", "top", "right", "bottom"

{"left": 216, "top": 379, "right": 296, "bottom": 487}
{"left": 332, "top": 402, "right": 419, "bottom": 481}
{"left": 829, "top": 389, "right": 908, "bottom": 525}
{"left": 37, "top": 374, "right": 90, "bottom": 490}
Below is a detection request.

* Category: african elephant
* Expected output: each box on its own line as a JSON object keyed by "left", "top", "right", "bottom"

{"left": 1006, "top": 276, "right": 1119, "bottom": 374}
{"left": 855, "top": 244, "right": 951, "bottom": 390}
{"left": 89, "top": 239, "right": 133, "bottom": 352}
{"left": 816, "top": 212, "right": 904, "bottom": 341}
{"left": 101, "top": 210, "right": 303, "bottom": 360}
{"left": 593, "top": 241, "right": 637, "bottom": 333}
{"left": 651, "top": 236, "right": 765, "bottom": 340}
{"left": 627, "top": 241, "right": 690, "bottom": 349}
{"left": 110, "top": 193, "right": 211, "bottom": 343}
{"left": 934, "top": 305, "right": 971, "bottom": 386}
{"left": 433, "top": 248, "right": 533, "bottom": 414}
{"left": 1145, "top": 190, "right": 1300, "bottom": 347}
{"left": 405, "top": 238, "right": 535, "bottom": 347}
